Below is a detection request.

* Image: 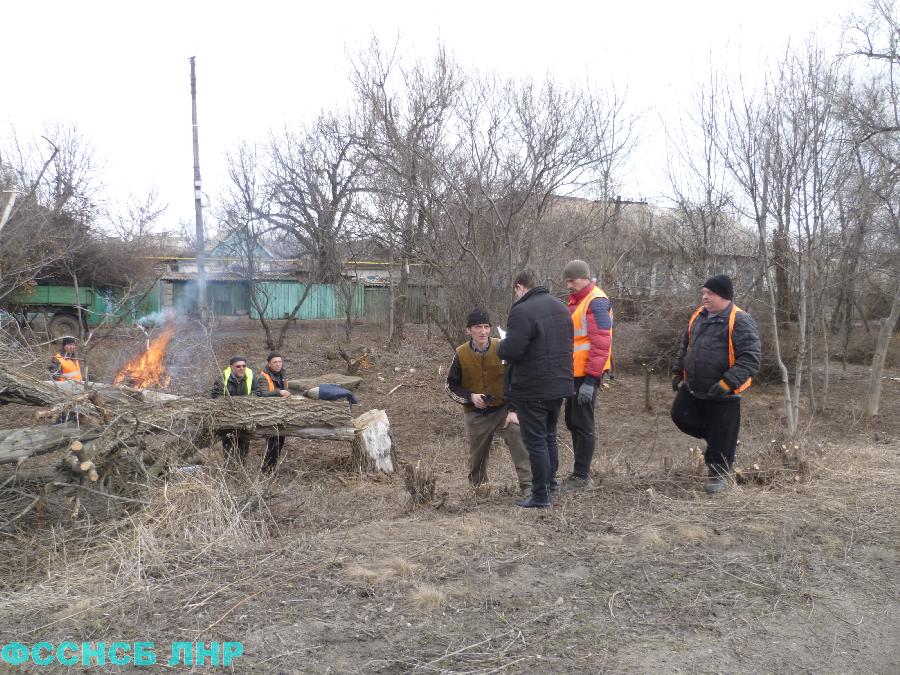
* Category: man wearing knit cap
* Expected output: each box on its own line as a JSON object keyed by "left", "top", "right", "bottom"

{"left": 446, "top": 308, "right": 532, "bottom": 495}
{"left": 671, "top": 274, "right": 761, "bottom": 494}
{"left": 561, "top": 259, "right": 613, "bottom": 492}
{"left": 211, "top": 356, "right": 255, "bottom": 466}
{"left": 255, "top": 352, "right": 291, "bottom": 473}
{"left": 49, "top": 336, "right": 84, "bottom": 383}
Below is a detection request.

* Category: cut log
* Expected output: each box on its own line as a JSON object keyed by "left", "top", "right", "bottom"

{"left": 287, "top": 374, "right": 363, "bottom": 393}
{"left": 351, "top": 409, "right": 395, "bottom": 473}
{"left": 0, "top": 425, "right": 101, "bottom": 464}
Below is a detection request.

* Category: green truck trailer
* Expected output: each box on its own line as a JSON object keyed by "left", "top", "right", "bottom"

{"left": 2, "top": 284, "right": 160, "bottom": 338}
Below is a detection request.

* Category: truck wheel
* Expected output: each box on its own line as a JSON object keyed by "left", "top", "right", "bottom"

{"left": 48, "top": 313, "right": 81, "bottom": 340}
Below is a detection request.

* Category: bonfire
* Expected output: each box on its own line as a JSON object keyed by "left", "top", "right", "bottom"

{"left": 113, "top": 324, "right": 175, "bottom": 389}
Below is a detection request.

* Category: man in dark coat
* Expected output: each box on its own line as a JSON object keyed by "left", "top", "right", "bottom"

{"left": 497, "top": 269, "right": 574, "bottom": 508}
{"left": 211, "top": 356, "right": 255, "bottom": 466}
{"left": 254, "top": 352, "right": 291, "bottom": 473}
{"left": 671, "top": 275, "right": 761, "bottom": 494}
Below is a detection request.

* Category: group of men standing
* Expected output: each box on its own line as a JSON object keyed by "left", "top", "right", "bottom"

{"left": 446, "top": 261, "right": 761, "bottom": 507}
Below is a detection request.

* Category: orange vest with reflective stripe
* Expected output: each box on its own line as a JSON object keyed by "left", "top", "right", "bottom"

{"left": 260, "top": 371, "right": 276, "bottom": 392}
{"left": 54, "top": 354, "right": 83, "bottom": 382}
{"left": 685, "top": 304, "right": 752, "bottom": 394}
{"left": 572, "top": 286, "right": 612, "bottom": 377}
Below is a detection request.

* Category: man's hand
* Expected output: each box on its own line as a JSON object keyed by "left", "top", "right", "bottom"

{"left": 577, "top": 381, "right": 595, "bottom": 405}
{"left": 470, "top": 393, "right": 488, "bottom": 409}
{"left": 672, "top": 374, "right": 683, "bottom": 392}
{"left": 707, "top": 380, "right": 731, "bottom": 398}
{"left": 278, "top": 389, "right": 292, "bottom": 398}
{"left": 504, "top": 410, "right": 519, "bottom": 428}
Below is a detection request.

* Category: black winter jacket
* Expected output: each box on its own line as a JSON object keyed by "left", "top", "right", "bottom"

{"left": 497, "top": 287, "right": 574, "bottom": 402}
{"left": 673, "top": 303, "right": 761, "bottom": 399}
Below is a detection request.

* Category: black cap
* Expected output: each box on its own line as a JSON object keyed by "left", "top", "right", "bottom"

{"left": 266, "top": 351, "right": 283, "bottom": 362}
{"left": 229, "top": 356, "right": 247, "bottom": 366}
{"left": 61, "top": 336, "right": 77, "bottom": 347}
{"left": 466, "top": 308, "right": 491, "bottom": 327}
{"left": 703, "top": 274, "right": 734, "bottom": 301}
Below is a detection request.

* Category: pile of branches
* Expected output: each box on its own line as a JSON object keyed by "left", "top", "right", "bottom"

{"left": 0, "top": 363, "right": 356, "bottom": 528}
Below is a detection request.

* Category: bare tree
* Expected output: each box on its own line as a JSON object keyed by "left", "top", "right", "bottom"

{"left": 844, "top": 0, "right": 900, "bottom": 416}
{"left": 351, "top": 39, "right": 459, "bottom": 351}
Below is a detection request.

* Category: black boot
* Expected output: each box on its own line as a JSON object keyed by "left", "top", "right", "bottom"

{"left": 515, "top": 494, "right": 551, "bottom": 508}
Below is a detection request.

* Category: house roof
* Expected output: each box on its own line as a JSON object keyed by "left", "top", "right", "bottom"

{"left": 159, "top": 271, "right": 303, "bottom": 282}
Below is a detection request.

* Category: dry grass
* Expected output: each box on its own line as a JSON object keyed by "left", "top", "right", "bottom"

{"left": 409, "top": 584, "right": 447, "bottom": 610}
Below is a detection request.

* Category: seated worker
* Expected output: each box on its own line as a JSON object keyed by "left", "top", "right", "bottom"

{"left": 445, "top": 308, "right": 532, "bottom": 496}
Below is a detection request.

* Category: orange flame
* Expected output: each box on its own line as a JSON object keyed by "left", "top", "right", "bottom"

{"left": 114, "top": 325, "right": 175, "bottom": 389}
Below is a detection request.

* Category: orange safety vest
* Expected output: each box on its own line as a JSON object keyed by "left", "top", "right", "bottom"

{"left": 53, "top": 354, "right": 83, "bottom": 382}
{"left": 685, "top": 304, "right": 752, "bottom": 394}
{"left": 260, "top": 370, "right": 276, "bottom": 392}
{"left": 572, "top": 286, "right": 613, "bottom": 377}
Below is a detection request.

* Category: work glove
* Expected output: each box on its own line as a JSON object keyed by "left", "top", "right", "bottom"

{"left": 707, "top": 380, "right": 731, "bottom": 398}
{"left": 497, "top": 326, "right": 507, "bottom": 339}
{"left": 672, "top": 374, "right": 683, "bottom": 392}
{"left": 577, "top": 381, "right": 595, "bottom": 405}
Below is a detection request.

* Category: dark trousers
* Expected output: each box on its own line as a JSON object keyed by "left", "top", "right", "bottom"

{"left": 564, "top": 376, "right": 599, "bottom": 479}
{"left": 670, "top": 388, "right": 741, "bottom": 472}
{"left": 262, "top": 435, "right": 286, "bottom": 472}
{"left": 515, "top": 398, "right": 563, "bottom": 503}
{"left": 220, "top": 431, "right": 251, "bottom": 466}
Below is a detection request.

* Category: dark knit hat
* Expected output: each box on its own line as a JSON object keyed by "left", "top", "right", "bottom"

{"left": 563, "top": 259, "right": 591, "bottom": 280}
{"left": 266, "top": 351, "right": 283, "bottom": 362}
{"left": 61, "top": 336, "right": 77, "bottom": 347}
{"left": 229, "top": 356, "right": 247, "bottom": 366}
{"left": 466, "top": 308, "right": 491, "bottom": 327}
{"left": 703, "top": 274, "right": 734, "bottom": 301}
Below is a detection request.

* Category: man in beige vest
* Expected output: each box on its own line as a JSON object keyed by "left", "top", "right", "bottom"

{"left": 446, "top": 308, "right": 532, "bottom": 495}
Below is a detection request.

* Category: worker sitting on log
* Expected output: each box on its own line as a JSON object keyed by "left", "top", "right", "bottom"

{"left": 211, "top": 356, "right": 254, "bottom": 467}
{"left": 49, "top": 336, "right": 83, "bottom": 383}
{"left": 254, "top": 351, "right": 291, "bottom": 473}
{"left": 446, "top": 308, "right": 532, "bottom": 496}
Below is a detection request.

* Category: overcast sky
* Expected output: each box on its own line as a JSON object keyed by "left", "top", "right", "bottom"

{"left": 2, "top": 0, "right": 860, "bottom": 231}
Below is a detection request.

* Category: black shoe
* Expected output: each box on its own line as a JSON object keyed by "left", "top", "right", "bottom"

{"left": 705, "top": 476, "right": 727, "bottom": 494}
{"left": 514, "top": 495, "right": 551, "bottom": 508}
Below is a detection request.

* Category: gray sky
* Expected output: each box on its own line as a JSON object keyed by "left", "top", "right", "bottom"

{"left": 2, "top": 0, "right": 858, "bottom": 230}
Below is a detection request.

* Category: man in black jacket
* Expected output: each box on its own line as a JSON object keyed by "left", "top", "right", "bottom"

{"left": 211, "top": 356, "right": 255, "bottom": 466}
{"left": 497, "top": 270, "right": 574, "bottom": 508}
{"left": 671, "top": 275, "right": 761, "bottom": 494}
{"left": 255, "top": 352, "right": 291, "bottom": 472}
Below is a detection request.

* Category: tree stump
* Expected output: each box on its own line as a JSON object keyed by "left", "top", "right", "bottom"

{"left": 351, "top": 409, "right": 395, "bottom": 473}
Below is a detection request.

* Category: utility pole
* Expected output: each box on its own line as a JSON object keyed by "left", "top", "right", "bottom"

{"left": 189, "top": 56, "right": 209, "bottom": 321}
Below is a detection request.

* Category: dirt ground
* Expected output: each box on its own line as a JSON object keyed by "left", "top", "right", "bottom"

{"left": 1, "top": 320, "right": 899, "bottom": 673}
